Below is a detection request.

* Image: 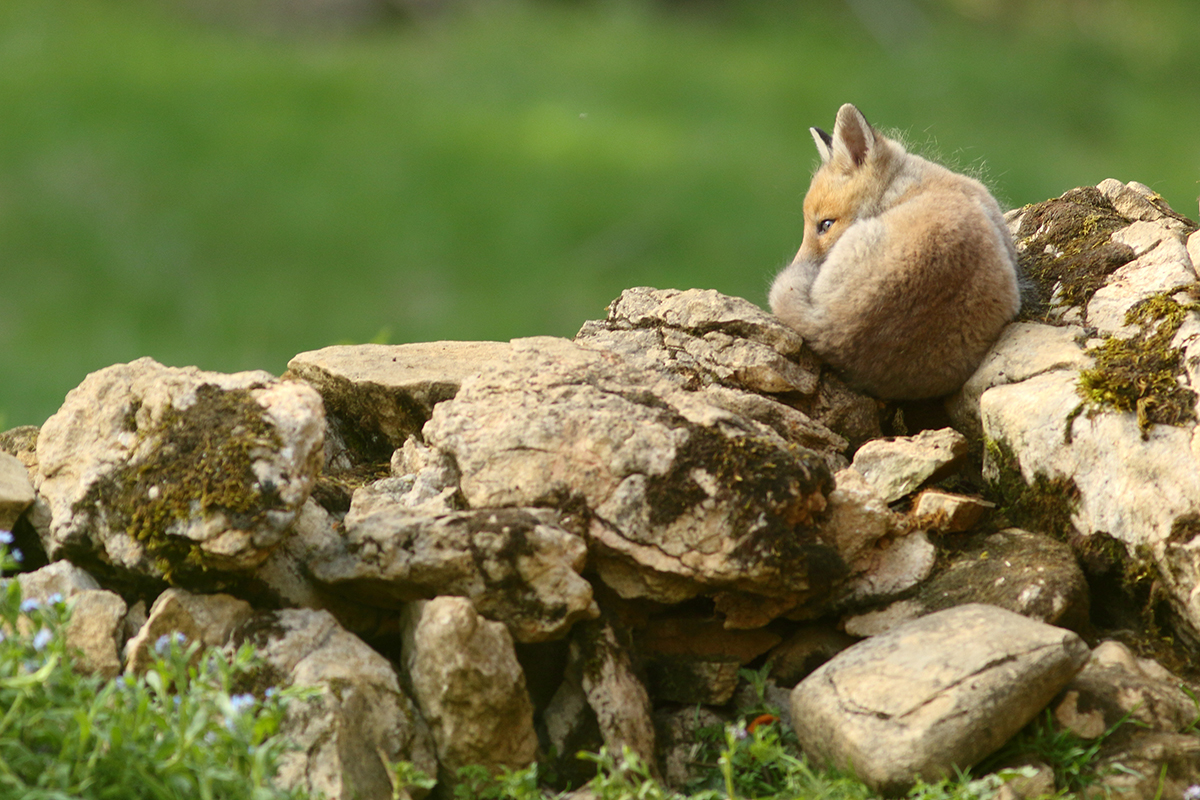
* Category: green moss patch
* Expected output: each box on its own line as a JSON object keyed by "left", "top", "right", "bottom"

{"left": 1013, "top": 187, "right": 1137, "bottom": 321}
{"left": 983, "top": 437, "right": 1080, "bottom": 540}
{"left": 78, "top": 383, "right": 284, "bottom": 584}
{"left": 1076, "top": 288, "right": 1200, "bottom": 435}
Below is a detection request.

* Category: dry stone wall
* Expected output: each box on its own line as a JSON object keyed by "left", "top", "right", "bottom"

{"left": 3, "top": 181, "right": 1200, "bottom": 798}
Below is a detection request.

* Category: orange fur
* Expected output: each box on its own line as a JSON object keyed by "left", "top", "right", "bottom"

{"left": 768, "top": 104, "right": 1020, "bottom": 399}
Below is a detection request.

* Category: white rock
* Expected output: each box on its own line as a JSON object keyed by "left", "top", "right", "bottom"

{"left": 791, "top": 604, "right": 1089, "bottom": 794}
{"left": 401, "top": 596, "right": 537, "bottom": 792}
{"left": 0, "top": 452, "right": 34, "bottom": 530}
{"left": 851, "top": 428, "right": 968, "bottom": 503}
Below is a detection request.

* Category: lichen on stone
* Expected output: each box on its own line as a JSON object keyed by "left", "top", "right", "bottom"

{"left": 77, "top": 383, "right": 284, "bottom": 582}
{"left": 1075, "top": 287, "right": 1200, "bottom": 436}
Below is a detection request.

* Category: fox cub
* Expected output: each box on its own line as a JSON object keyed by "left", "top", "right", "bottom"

{"left": 768, "top": 104, "right": 1019, "bottom": 400}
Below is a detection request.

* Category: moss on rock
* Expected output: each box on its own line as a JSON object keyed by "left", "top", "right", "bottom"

{"left": 1076, "top": 288, "right": 1200, "bottom": 436}
{"left": 77, "top": 383, "right": 285, "bottom": 584}
{"left": 1013, "top": 187, "right": 1137, "bottom": 321}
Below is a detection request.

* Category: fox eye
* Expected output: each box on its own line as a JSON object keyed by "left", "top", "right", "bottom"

{"left": 817, "top": 218, "right": 835, "bottom": 234}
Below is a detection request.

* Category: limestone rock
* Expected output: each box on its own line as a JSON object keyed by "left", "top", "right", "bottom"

{"left": 969, "top": 184, "right": 1200, "bottom": 644}
{"left": 286, "top": 341, "right": 512, "bottom": 468}
{"left": 1054, "top": 640, "right": 1198, "bottom": 739}
{"left": 401, "top": 597, "right": 538, "bottom": 791}
{"left": 1085, "top": 733, "right": 1200, "bottom": 800}
{"left": 36, "top": 358, "right": 325, "bottom": 588}
{"left": 15, "top": 559, "right": 102, "bottom": 598}
{"left": 576, "top": 286, "right": 878, "bottom": 458}
{"left": 843, "top": 529, "right": 1089, "bottom": 636}
{"left": 570, "top": 618, "right": 658, "bottom": 772}
{"left": 655, "top": 706, "right": 726, "bottom": 789}
{"left": 791, "top": 603, "right": 1089, "bottom": 794}
{"left": 850, "top": 428, "right": 968, "bottom": 503}
{"left": 910, "top": 489, "right": 993, "bottom": 533}
{"left": 0, "top": 425, "right": 39, "bottom": 475}
{"left": 125, "top": 588, "right": 254, "bottom": 673}
{"left": 424, "top": 335, "right": 843, "bottom": 619}
{"left": 233, "top": 608, "right": 437, "bottom": 800}
{"left": 0, "top": 452, "right": 34, "bottom": 531}
{"left": 16, "top": 561, "right": 126, "bottom": 678}
{"left": 310, "top": 487, "right": 597, "bottom": 642}
{"left": 252, "top": 498, "right": 390, "bottom": 639}
{"left": 948, "top": 322, "right": 1092, "bottom": 439}
{"left": 646, "top": 654, "right": 741, "bottom": 705}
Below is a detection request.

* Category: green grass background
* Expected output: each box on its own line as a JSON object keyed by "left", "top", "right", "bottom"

{"left": 1, "top": 0, "right": 1198, "bottom": 427}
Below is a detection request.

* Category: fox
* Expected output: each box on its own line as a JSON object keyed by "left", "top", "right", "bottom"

{"left": 768, "top": 103, "right": 1020, "bottom": 400}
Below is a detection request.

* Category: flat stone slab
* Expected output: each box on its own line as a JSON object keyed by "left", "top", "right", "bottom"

{"left": 791, "top": 603, "right": 1089, "bottom": 794}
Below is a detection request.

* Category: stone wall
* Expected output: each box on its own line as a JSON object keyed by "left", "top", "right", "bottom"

{"left": 3, "top": 179, "right": 1200, "bottom": 798}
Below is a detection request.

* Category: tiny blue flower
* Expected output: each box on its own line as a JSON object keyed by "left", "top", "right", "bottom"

{"left": 11, "top": 548, "right": 22, "bottom": 563}
{"left": 264, "top": 687, "right": 278, "bottom": 698}
{"left": 0, "top": 531, "right": 13, "bottom": 545}
{"left": 47, "top": 593, "right": 63, "bottom": 606}
{"left": 230, "top": 693, "right": 256, "bottom": 713}
{"left": 32, "top": 628, "right": 52, "bottom": 651}
{"left": 19, "top": 598, "right": 40, "bottom": 613}
{"left": 1184, "top": 785, "right": 1200, "bottom": 800}
{"left": 173, "top": 632, "right": 188, "bottom": 645}
{"left": 155, "top": 634, "right": 171, "bottom": 654}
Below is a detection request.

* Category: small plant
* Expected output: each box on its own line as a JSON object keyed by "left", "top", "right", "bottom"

{"left": 980, "top": 707, "right": 1136, "bottom": 795}
{"left": 0, "top": 548, "right": 313, "bottom": 800}
{"left": 452, "top": 762, "right": 546, "bottom": 800}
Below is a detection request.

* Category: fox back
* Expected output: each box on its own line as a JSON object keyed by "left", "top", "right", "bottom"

{"left": 768, "top": 104, "right": 1019, "bottom": 399}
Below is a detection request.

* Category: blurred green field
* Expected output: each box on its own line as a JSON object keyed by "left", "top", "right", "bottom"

{"left": 1, "top": 0, "right": 1198, "bottom": 427}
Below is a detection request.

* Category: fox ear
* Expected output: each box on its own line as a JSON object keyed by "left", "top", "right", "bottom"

{"left": 810, "top": 127, "right": 833, "bottom": 162}
{"left": 831, "top": 103, "right": 875, "bottom": 168}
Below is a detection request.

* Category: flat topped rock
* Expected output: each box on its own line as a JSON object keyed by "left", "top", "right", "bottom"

{"left": 287, "top": 340, "right": 515, "bottom": 461}
{"left": 791, "top": 603, "right": 1089, "bottom": 794}
{"left": 287, "top": 341, "right": 513, "bottom": 399}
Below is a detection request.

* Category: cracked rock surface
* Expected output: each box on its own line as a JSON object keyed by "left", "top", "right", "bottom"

{"left": 790, "top": 603, "right": 1089, "bottom": 795}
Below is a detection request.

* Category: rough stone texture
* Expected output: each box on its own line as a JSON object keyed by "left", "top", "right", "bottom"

{"left": 575, "top": 286, "right": 880, "bottom": 457}
{"left": 655, "top": 705, "right": 726, "bottom": 789}
{"left": 16, "top": 561, "right": 126, "bottom": 678}
{"left": 910, "top": 489, "right": 993, "bottom": 533}
{"left": 850, "top": 428, "right": 969, "bottom": 503}
{"left": 310, "top": 486, "right": 597, "bottom": 642}
{"left": 1054, "top": 640, "right": 1198, "bottom": 739}
{"left": 0, "top": 452, "right": 34, "bottom": 530}
{"left": 36, "top": 358, "right": 325, "bottom": 587}
{"left": 843, "top": 529, "right": 1089, "bottom": 636}
{"left": 233, "top": 608, "right": 437, "bottom": 800}
{"left": 424, "top": 334, "right": 843, "bottom": 621}
{"left": 286, "top": 341, "right": 513, "bottom": 469}
{"left": 791, "top": 604, "right": 1089, "bottom": 794}
{"left": 124, "top": 588, "right": 255, "bottom": 673}
{"left": 570, "top": 618, "right": 658, "bottom": 773}
{"left": 963, "top": 184, "right": 1200, "bottom": 645}
{"left": 401, "top": 597, "right": 538, "bottom": 791}
{"left": 252, "top": 498, "right": 390, "bottom": 639}
{"left": 15, "top": 559, "right": 102, "bottom": 598}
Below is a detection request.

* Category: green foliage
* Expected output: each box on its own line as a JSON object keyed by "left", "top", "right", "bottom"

{"left": 452, "top": 763, "right": 546, "bottom": 800}
{"left": 0, "top": 569, "right": 312, "bottom": 799}
{"left": 981, "top": 707, "right": 1135, "bottom": 796}
{"left": 3, "top": 0, "right": 1200, "bottom": 427}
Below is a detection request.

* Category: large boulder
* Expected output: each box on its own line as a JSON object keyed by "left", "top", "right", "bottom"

{"left": 35, "top": 359, "right": 325, "bottom": 590}
{"left": 952, "top": 182, "right": 1200, "bottom": 644}
{"left": 423, "top": 335, "right": 843, "bottom": 620}
{"left": 791, "top": 603, "right": 1089, "bottom": 795}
